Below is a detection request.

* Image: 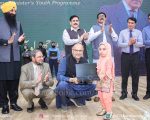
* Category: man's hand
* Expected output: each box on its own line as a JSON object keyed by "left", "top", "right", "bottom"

{"left": 18, "top": 33, "right": 25, "bottom": 42}
{"left": 44, "top": 72, "right": 49, "bottom": 82}
{"left": 128, "top": 38, "right": 136, "bottom": 45}
{"left": 109, "top": 24, "right": 113, "bottom": 33}
{"left": 101, "top": 24, "right": 104, "bottom": 32}
{"left": 8, "top": 32, "right": 16, "bottom": 44}
{"left": 83, "top": 32, "right": 89, "bottom": 40}
{"left": 79, "top": 34, "right": 84, "bottom": 41}
{"left": 69, "top": 78, "right": 80, "bottom": 84}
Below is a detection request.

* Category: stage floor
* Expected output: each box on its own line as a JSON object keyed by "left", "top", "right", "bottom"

{"left": 0, "top": 76, "right": 150, "bottom": 120}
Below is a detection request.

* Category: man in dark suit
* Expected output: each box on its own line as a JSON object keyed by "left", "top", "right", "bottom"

{"left": 99, "top": 0, "right": 148, "bottom": 75}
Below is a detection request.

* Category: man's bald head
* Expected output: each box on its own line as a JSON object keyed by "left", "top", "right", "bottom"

{"left": 72, "top": 43, "right": 84, "bottom": 61}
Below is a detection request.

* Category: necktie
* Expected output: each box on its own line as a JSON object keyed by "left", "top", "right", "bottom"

{"left": 130, "top": 10, "right": 135, "bottom": 17}
{"left": 34, "top": 66, "right": 43, "bottom": 96}
{"left": 129, "top": 30, "right": 133, "bottom": 54}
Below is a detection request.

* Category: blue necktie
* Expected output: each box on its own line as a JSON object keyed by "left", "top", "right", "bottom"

{"left": 129, "top": 30, "right": 133, "bottom": 54}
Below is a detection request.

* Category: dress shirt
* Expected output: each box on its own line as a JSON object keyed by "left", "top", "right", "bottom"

{"left": 118, "top": 28, "right": 143, "bottom": 53}
{"left": 33, "top": 63, "right": 43, "bottom": 96}
{"left": 87, "top": 24, "right": 118, "bottom": 44}
{"left": 62, "top": 27, "right": 86, "bottom": 45}
{"left": 142, "top": 25, "right": 150, "bottom": 48}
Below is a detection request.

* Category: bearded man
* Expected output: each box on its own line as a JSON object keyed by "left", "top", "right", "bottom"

{"left": 0, "top": 1, "right": 25, "bottom": 114}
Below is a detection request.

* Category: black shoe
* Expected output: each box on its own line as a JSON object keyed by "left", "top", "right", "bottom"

{"left": 27, "top": 102, "right": 34, "bottom": 113}
{"left": 38, "top": 99, "right": 48, "bottom": 110}
{"left": 0, "top": 103, "right": 2, "bottom": 108}
{"left": 119, "top": 94, "right": 127, "bottom": 100}
{"left": 132, "top": 94, "right": 139, "bottom": 101}
{"left": 143, "top": 94, "right": 150, "bottom": 100}
{"left": 86, "top": 98, "right": 92, "bottom": 101}
{"left": 93, "top": 97, "right": 100, "bottom": 102}
{"left": 10, "top": 103, "right": 23, "bottom": 111}
{"left": 2, "top": 105, "right": 9, "bottom": 114}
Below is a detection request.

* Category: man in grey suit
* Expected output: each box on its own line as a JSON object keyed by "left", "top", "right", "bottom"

{"left": 20, "top": 50, "right": 55, "bottom": 113}
{"left": 99, "top": 0, "right": 148, "bottom": 75}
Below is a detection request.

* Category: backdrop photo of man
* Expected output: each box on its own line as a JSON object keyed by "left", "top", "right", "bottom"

{"left": 99, "top": 0, "right": 148, "bottom": 75}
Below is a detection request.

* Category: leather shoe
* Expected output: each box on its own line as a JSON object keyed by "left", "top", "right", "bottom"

{"left": 38, "top": 99, "right": 48, "bottom": 110}
{"left": 86, "top": 98, "right": 92, "bottom": 101}
{"left": 10, "top": 103, "right": 23, "bottom": 111}
{"left": 2, "top": 105, "right": 9, "bottom": 114}
{"left": 119, "top": 94, "right": 127, "bottom": 100}
{"left": 93, "top": 97, "right": 99, "bottom": 102}
{"left": 112, "top": 96, "right": 115, "bottom": 101}
{"left": 143, "top": 94, "right": 150, "bottom": 100}
{"left": 0, "top": 103, "right": 2, "bottom": 108}
{"left": 27, "top": 102, "right": 34, "bottom": 113}
{"left": 132, "top": 94, "right": 139, "bottom": 101}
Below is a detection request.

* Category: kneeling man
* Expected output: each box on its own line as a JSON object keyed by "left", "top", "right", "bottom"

{"left": 20, "top": 50, "right": 55, "bottom": 113}
{"left": 55, "top": 43, "right": 97, "bottom": 109}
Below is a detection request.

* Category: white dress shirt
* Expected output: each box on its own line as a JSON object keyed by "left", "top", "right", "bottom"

{"left": 62, "top": 27, "right": 86, "bottom": 45}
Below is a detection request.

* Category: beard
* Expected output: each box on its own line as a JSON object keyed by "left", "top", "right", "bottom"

{"left": 36, "top": 61, "right": 43, "bottom": 65}
{"left": 4, "top": 13, "right": 17, "bottom": 29}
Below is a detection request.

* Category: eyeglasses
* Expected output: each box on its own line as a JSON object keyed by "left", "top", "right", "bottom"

{"left": 72, "top": 49, "right": 83, "bottom": 52}
{"left": 36, "top": 56, "right": 44, "bottom": 58}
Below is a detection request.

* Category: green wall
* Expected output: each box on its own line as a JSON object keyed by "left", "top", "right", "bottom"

{"left": 0, "top": 0, "right": 150, "bottom": 56}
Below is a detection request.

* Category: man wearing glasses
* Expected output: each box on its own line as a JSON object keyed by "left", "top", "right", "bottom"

{"left": 20, "top": 50, "right": 55, "bottom": 113}
{"left": 55, "top": 43, "right": 96, "bottom": 109}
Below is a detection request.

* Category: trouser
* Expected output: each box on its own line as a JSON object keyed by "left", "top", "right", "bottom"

{"left": 145, "top": 48, "right": 150, "bottom": 94}
{"left": 55, "top": 81, "right": 97, "bottom": 107}
{"left": 21, "top": 88, "right": 56, "bottom": 108}
{"left": 98, "top": 81, "right": 113, "bottom": 112}
{"left": 49, "top": 59, "right": 58, "bottom": 77}
{"left": 121, "top": 52, "right": 139, "bottom": 94}
{"left": 0, "top": 79, "right": 19, "bottom": 106}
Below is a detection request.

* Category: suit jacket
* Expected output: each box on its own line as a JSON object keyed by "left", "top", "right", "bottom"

{"left": 20, "top": 62, "right": 54, "bottom": 92}
{"left": 100, "top": 1, "right": 148, "bottom": 34}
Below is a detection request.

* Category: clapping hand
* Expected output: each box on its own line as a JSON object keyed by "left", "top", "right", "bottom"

{"left": 44, "top": 72, "right": 49, "bottom": 82}
{"left": 83, "top": 32, "right": 89, "bottom": 40}
{"left": 8, "top": 32, "right": 16, "bottom": 44}
{"left": 129, "top": 37, "right": 136, "bottom": 45}
{"left": 109, "top": 24, "right": 113, "bottom": 33}
{"left": 18, "top": 33, "right": 25, "bottom": 42}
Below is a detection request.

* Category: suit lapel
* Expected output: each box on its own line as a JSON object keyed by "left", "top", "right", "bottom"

{"left": 28, "top": 62, "right": 34, "bottom": 80}
{"left": 41, "top": 64, "right": 45, "bottom": 81}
